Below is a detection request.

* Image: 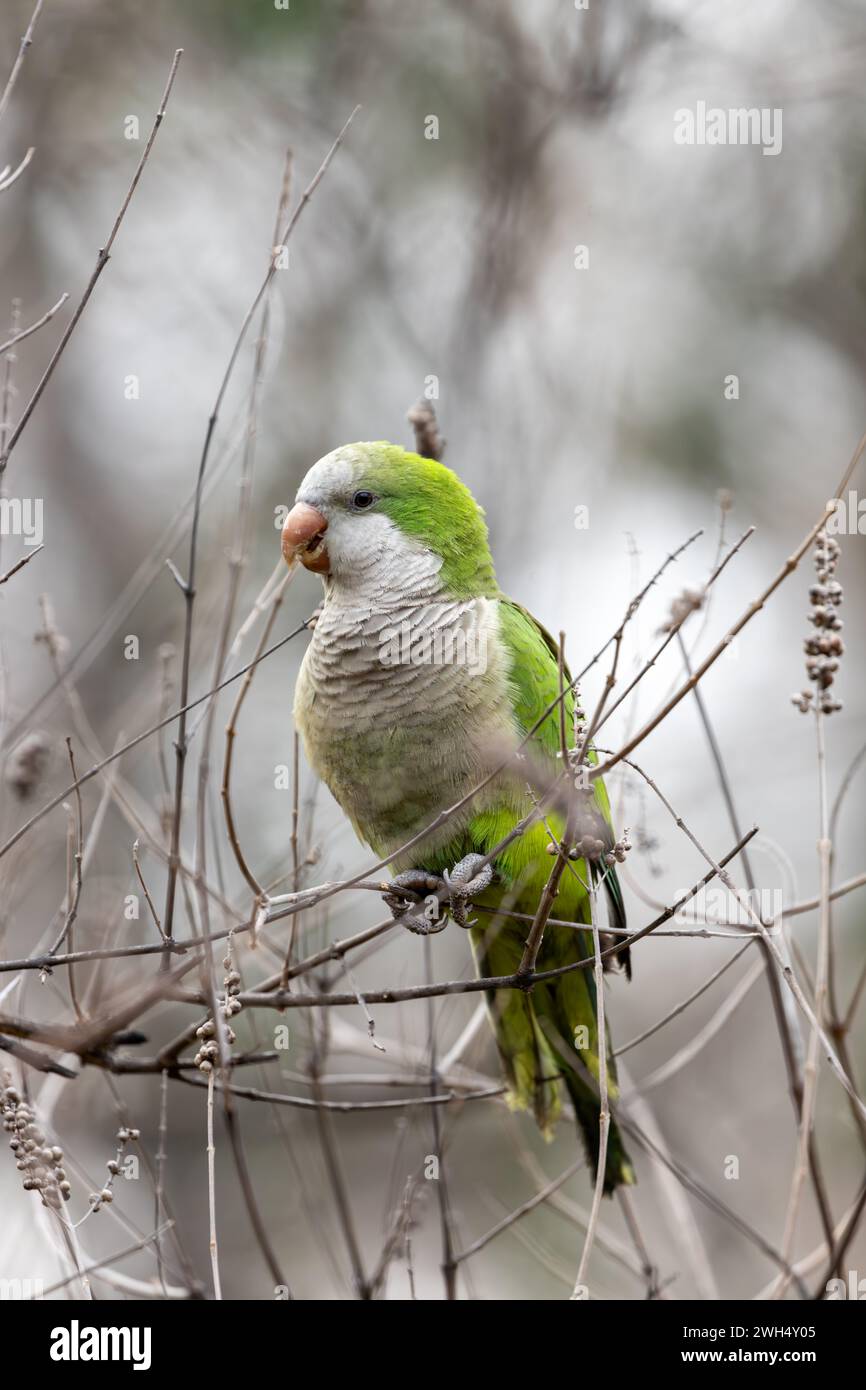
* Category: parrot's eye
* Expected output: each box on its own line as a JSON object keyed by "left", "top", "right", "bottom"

{"left": 351, "top": 490, "right": 377, "bottom": 510}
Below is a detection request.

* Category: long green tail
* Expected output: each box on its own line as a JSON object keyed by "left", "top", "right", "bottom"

{"left": 470, "top": 895, "right": 635, "bottom": 1194}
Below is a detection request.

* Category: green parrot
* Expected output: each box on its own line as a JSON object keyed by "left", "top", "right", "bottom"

{"left": 282, "top": 441, "right": 635, "bottom": 1192}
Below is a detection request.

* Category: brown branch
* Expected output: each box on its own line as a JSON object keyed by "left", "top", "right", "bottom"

{"left": 0, "top": 0, "right": 45, "bottom": 127}
{"left": 132, "top": 839, "right": 166, "bottom": 942}
{"left": 0, "top": 291, "right": 68, "bottom": 356}
{"left": 221, "top": 583, "right": 288, "bottom": 899}
{"left": 455, "top": 1159, "right": 583, "bottom": 1264}
{"left": 55, "top": 738, "right": 84, "bottom": 1019}
{"left": 177, "top": 1073, "right": 503, "bottom": 1112}
{"left": 407, "top": 398, "right": 445, "bottom": 459}
{"left": 0, "top": 618, "right": 312, "bottom": 863}
{"left": 219, "top": 832, "right": 761, "bottom": 1013}
{"left": 162, "top": 108, "right": 358, "bottom": 952}
{"left": 0, "top": 50, "right": 184, "bottom": 474}
{"left": 592, "top": 425, "right": 866, "bottom": 784}
{"left": 675, "top": 613, "right": 836, "bottom": 1258}
{"left": 0, "top": 542, "right": 42, "bottom": 584}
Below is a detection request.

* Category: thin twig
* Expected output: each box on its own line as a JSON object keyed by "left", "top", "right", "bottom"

{"left": 223, "top": 573, "right": 291, "bottom": 900}
{"left": 0, "top": 0, "right": 45, "bottom": 127}
{"left": 161, "top": 108, "right": 358, "bottom": 951}
{"left": 206, "top": 1069, "right": 222, "bottom": 1299}
{"left": 456, "top": 1159, "right": 583, "bottom": 1263}
{"left": 675, "top": 621, "right": 836, "bottom": 1256}
{"left": 614, "top": 938, "right": 753, "bottom": 1057}
{"left": 60, "top": 738, "right": 84, "bottom": 1019}
{"left": 777, "top": 707, "right": 834, "bottom": 1296}
{"left": 0, "top": 50, "right": 184, "bottom": 473}
{"left": 571, "top": 883, "right": 608, "bottom": 1297}
{"left": 617, "top": 754, "right": 866, "bottom": 1126}
{"left": 35, "top": 1222, "right": 175, "bottom": 1300}
{"left": 0, "top": 291, "right": 68, "bottom": 356}
{"left": 0, "top": 543, "right": 42, "bottom": 584}
{"left": 0, "top": 618, "right": 312, "bottom": 862}
{"left": 0, "top": 145, "right": 35, "bottom": 192}
{"left": 593, "top": 422, "right": 866, "bottom": 781}
{"left": 133, "top": 840, "right": 166, "bottom": 942}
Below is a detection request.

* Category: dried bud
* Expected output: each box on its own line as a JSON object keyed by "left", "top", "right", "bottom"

{"left": 5, "top": 731, "right": 52, "bottom": 800}
{"left": 659, "top": 587, "right": 705, "bottom": 634}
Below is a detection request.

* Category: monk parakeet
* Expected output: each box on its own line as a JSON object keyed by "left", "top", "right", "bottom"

{"left": 282, "top": 442, "right": 635, "bottom": 1192}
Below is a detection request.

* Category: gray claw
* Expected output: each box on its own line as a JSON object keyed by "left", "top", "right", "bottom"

{"left": 401, "top": 906, "right": 450, "bottom": 936}
{"left": 383, "top": 870, "right": 448, "bottom": 935}
{"left": 384, "top": 856, "right": 494, "bottom": 935}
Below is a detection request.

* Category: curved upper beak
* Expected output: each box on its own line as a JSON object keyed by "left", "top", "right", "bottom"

{"left": 281, "top": 502, "right": 329, "bottom": 573}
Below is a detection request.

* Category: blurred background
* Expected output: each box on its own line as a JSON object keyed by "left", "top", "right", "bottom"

{"left": 0, "top": 0, "right": 864, "bottom": 1300}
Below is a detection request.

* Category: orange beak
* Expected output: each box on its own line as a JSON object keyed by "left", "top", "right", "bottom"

{"left": 281, "top": 502, "right": 329, "bottom": 573}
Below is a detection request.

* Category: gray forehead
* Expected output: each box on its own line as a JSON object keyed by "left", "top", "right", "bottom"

{"left": 296, "top": 447, "right": 364, "bottom": 510}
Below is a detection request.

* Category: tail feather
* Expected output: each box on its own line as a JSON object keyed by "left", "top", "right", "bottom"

{"left": 603, "top": 863, "right": 631, "bottom": 980}
{"left": 470, "top": 908, "right": 635, "bottom": 1193}
{"left": 561, "top": 1063, "right": 636, "bottom": 1195}
{"left": 534, "top": 976, "right": 635, "bottom": 1194}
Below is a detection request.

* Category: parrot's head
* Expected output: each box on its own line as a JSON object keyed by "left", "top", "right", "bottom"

{"left": 281, "top": 441, "right": 499, "bottom": 599}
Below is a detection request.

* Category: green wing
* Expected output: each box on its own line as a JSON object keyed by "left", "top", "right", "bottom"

{"left": 495, "top": 600, "right": 629, "bottom": 967}
{"left": 464, "top": 599, "right": 634, "bottom": 1193}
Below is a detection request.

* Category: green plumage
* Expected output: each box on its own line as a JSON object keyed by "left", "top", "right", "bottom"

{"left": 358, "top": 445, "right": 500, "bottom": 599}
{"left": 419, "top": 601, "right": 634, "bottom": 1192}
{"left": 291, "top": 442, "right": 635, "bottom": 1194}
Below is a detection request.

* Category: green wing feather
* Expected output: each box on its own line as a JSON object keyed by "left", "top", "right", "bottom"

{"left": 465, "top": 600, "right": 635, "bottom": 1193}
{"left": 496, "top": 600, "right": 630, "bottom": 969}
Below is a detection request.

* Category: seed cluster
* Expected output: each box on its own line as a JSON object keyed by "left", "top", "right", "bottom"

{"left": 604, "top": 832, "right": 632, "bottom": 867}
{"left": 791, "top": 531, "right": 844, "bottom": 716}
{"left": 2, "top": 1073, "right": 70, "bottom": 1207}
{"left": 89, "top": 1125, "right": 140, "bottom": 1211}
{"left": 194, "top": 947, "right": 242, "bottom": 1073}
{"left": 566, "top": 706, "right": 591, "bottom": 790}
{"left": 545, "top": 830, "right": 631, "bottom": 866}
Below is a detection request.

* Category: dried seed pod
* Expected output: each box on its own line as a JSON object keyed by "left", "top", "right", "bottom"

{"left": 795, "top": 531, "right": 844, "bottom": 715}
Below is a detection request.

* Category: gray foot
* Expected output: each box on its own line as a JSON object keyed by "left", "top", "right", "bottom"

{"left": 383, "top": 856, "right": 494, "bottom": 935}
{"left": 383, "top": 869, "right": 448, "bottom": 936}
{"left": 444, "top": 854, "right": 494, "bottom": 927}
